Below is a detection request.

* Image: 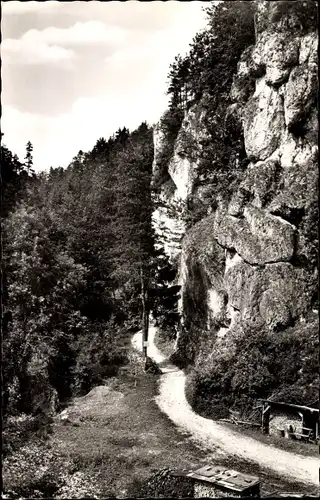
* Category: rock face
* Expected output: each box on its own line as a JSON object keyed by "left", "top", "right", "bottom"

{"left": 152, "top": 100, "right": 208, "bottom": 262}
{"left": 152, "top": 2, "right": 318, "bottom": 365}
{"left": 243, "top": 81, "right": 285, "bottom": 160}
{"left": 215, "top": 206, "right": 297, "bottom": 265}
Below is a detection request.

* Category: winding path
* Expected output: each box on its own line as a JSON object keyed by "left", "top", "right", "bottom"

{"left": 132, "top": 326, "right": 319, "bottom": 486}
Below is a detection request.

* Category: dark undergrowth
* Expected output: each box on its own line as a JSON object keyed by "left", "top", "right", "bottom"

{"left": 184, "top": 318, "right": 319, "bottom": 420}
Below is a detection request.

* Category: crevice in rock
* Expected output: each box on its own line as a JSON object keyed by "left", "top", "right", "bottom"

{"left": 264, "top": 259, "right": 291, "bottom": 266}
{"left": 230, "top": 304, "right": 240, "bottom": 313}
{"left": 216, "top": 239, "right": 291, "bottom": 268}
{"left": 254, "top": 63, "right": 267, "bottom": 79}
{"left": 222, "top": 290, "right": 229, "bottom": 307}
{"left": 231, "top": 212, "right": 246, "bottom": 220}
{"left": 226, "top": 248, "right": 236, "bottom": 258}
{"left": 269, "top": 208, "right": 304, "bottom": 228}
{"left": 273, "top": 315, "right": 295, "bottom": 333}
{"left": 311, "top": 290, "right": 319, "bottom": 309}
{"left": 289, "top": 253, "right": 310, "bottom": 269}
{"left": 289, "top": 116, "right": 312, "bottom": 138}
{"left": 270, "top": 73, "right": 291, "bottom": 89}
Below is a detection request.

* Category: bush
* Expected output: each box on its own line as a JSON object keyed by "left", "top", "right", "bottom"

{"left": 139, "top": 468, "right": 194, "bottom": 498}
{"left": 2, "top": 413, "right": 53, "bottom": 458}
{"left": 268, "top": 0, "right": 318, "bottom": 33}
{"left": 185, "top": 319, "right": 319, "bottom": 419}
{"left": 71, "top": 319, "right": 129, "bottom": 395}
{"left": 2, "top": 442, "right": 73, "bottom": 498}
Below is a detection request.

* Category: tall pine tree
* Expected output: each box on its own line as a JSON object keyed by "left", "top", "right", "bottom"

{"left": 24, "top": 141, "right": 34, "bottom": 174}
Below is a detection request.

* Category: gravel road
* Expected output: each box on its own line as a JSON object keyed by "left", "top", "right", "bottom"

{"left": 132, "top": 327, "right": 319, "bottom": 486}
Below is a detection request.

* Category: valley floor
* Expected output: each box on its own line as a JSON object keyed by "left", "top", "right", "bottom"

{"left": 4, "top": 331, "right": 318, "bottom": 498}
{"left": 51, "top": 346, "right": 316, "bottom": 498}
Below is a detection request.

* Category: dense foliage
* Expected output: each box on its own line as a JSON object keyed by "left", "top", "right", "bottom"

{"left": 186, "top": 318, "right": 319, "bottom": 419}
{"left": 265, "top": 0, "right": 318, "bottom": 33}
{"left": 2, "top": 124, "right": 180, "bottom": 428}
{"left": 1, "top": 135, "right": 35, "bottom": 218}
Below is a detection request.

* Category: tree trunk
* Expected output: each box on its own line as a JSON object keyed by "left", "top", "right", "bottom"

{"left": 140, "top": 266, "right": 148, "bottom": 359}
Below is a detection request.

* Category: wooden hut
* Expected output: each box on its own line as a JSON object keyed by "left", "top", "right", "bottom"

{"left": 260, "top": 399, "right": 319, "bottom": 442}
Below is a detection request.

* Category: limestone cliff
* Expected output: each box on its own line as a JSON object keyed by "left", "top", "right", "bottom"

{"left": 152, "top": 101, "right": 208, "bottom": 262}
{"left": 152, "top": 1, "right": 318, "bottom": 410}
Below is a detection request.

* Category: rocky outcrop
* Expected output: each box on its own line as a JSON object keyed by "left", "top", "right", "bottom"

{"left": 152, "top": 100, "right": 209, "bottom": 262}
{"left": 225, "top": 259, "right": 316, "bottom": 331}
{"left": 152, "top": 1, "right": 318, "bottom": 366}
{"left": 243, "top": 81, "right": 285, "bottom": 160}
{"left": 215, "top": 206, "right": 296, "bottom": 265}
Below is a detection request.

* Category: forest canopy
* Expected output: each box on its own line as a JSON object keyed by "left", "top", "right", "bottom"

{"left": 2, "top": 124, "right": 179, "bottom": 424}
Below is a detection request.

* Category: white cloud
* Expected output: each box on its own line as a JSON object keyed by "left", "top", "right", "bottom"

{"left": 1, "top": 1, "right": 60, "bottom": 15}
{"left": 1, "top": 21, "right": 126, "bottom": 64}
{"left": 1, "top": 20, "right": 126, "bottom": 66}
{"left": 1, "top": 37, "right": 75, "bottom": 65}
{"left": 22, "top": 21, "right": 127, "bottom": 46}
{"left": 1, "top": 1, "right": 210, "bottom": 169}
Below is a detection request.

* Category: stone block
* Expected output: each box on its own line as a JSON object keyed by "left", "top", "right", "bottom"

{"left": 215, "top": 206, "right": 296, "bottom": 265}
{"left": 243, "top": 80, "right": 285, "bottom": 161}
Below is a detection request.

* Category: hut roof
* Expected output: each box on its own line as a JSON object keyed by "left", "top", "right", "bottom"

{"left": 259, "top": 399, "right": 319, "bottom": 414}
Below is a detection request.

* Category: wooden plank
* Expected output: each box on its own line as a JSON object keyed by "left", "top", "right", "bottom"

{"left": 289, "top": 432, "right": 311, "bottom": 442}
{"left": 301, "top": 427, "right": 313, "bottom": 433}
{"left": 235, "top": 420, "right": 261, "bottom": 427}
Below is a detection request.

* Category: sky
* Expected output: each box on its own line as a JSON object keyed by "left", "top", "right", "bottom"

{"left": 1, "top": 0, "right": 209, "bottom": 172}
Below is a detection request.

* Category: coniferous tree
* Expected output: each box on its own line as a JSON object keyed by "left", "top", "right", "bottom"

{"left": 1, "top": 137, "right": 31, "bottom": 218}
{"left": 110, "top": 125, "right": 154, "bottom": 356}
{"left": 24, "top": 141, "right": 34, "bottom": 174}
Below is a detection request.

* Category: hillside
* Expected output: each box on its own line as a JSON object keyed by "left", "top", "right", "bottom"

{"left": 152, "top": 0, "right": 318, "bottom": 418}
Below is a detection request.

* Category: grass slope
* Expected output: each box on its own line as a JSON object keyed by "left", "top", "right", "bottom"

{"left": 51, "top": 371, "right": 209, "bottom": 497}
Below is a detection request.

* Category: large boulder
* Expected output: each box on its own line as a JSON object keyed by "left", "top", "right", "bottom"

{"left": 214, "top": 206, "right": 296, "bottom": 265}
{"left": 243, "top": 79, "right": 285, "bottom": 161}
{"left": 179, "top": 216, "right": 226, "bottom": 328}
{"left": 252, "top": 31, "right": 300, "bottom": 87}
{"left": 283, "top": 64, "right": 317, "bottom": 129}
{"left": 225, "top": 260, "right": 317, "bottom": 331}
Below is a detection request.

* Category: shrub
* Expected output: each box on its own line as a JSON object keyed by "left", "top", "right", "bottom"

{"left": 71, "top": 319, "right": 129, "bottom": 395}
{"left": 185, "top": 319, "right": 319, "bottom": 419}
{"left": 2, "top": 413, "right": 53, "bottom": 458}
{"left": 2, "top": 442, "right": 73, "bottom": 498}
{"left": 269, "top": 0, "right": 318, "bottom": 33}
{"left": 140, "top": 468, "right": 194, "bottom": 498}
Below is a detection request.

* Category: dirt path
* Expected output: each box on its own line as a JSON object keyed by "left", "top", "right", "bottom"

{"left": 132, "top": 327, "right": 319, "bottom": 487}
